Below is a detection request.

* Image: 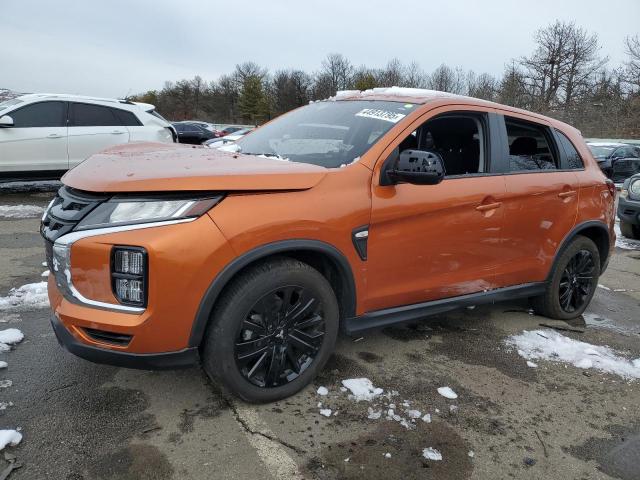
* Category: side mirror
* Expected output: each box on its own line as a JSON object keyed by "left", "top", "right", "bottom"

{"left": 386, "top": 150, "right": 446, "bottom": 185}
{"left": 0, "top": 115, "right": 14, "bottom": 128}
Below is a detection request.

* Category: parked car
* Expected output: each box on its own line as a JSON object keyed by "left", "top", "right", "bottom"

{"left": 618, "top": 174, "right": 640, "bottom": 239}
{"left": 0, "top": 94, "right": 175, "bottom": 178}
{"left": 203, "top": 128, "right": 253, "bottom": 148}
{"left": 178, "top": 120, "right": 217, "bottom": 132}
{"left": 586, "top": 142, "right": 640, "bottom": 178}
{"left": 42, "top": 88, "right": 615, "bottom": 402}
{"left": 215, "top": 125, "right": 246, "bottom": 137}
{"left": 611, "top": 154, "right": 640, "bottom": 184}
{"left": 172, "top": 122, "right": 215, "bottom": 144}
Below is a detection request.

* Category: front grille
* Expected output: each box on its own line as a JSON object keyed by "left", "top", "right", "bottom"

{"left": 41, "top": 186, "right": 109, "bottom": 242}
{"left": 82, "top": 327, "right": 133, "bottom": 346}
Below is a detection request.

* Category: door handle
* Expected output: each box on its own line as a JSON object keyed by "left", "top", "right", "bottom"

{"left": 558, "top": 191, "right": 577, "bottom": 199}
{"left": 47, "top": 134, "right": 62, "bottom": 139}
{"left": 475, "top": 202, "right": 502, "bottom": 212}
{"left": 111, "top": 130, "right": 125, "bottom": 135}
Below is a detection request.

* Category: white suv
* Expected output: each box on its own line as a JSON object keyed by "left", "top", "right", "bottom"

{"left": 0, "top": 94, "right": 176, "bottom": 178}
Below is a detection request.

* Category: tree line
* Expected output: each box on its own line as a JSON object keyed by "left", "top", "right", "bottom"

{"left": 131, "top": 21, "right": 640, "bottom": 138}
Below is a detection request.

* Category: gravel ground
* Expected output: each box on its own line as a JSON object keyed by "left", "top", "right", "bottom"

{"left": 0, "top": 182, "right": 639, "bottom": 480}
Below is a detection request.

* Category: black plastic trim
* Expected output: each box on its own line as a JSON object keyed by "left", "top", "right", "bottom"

{"left": 344, "top": 282, "right": 546, "bottom": 334}
{"left": 110, "top": 246, "right": 148, "bottom": 308}
{"left": 189, "top": 239, "right": 357, "bottom": 347}
{"left": 351, "top": 226, "right": 369, "bottom": 261}
{"left": 0, "top": 170, "right": 67, "bottom": 181}
{"left": 547, "top": 220, "right": 611, "bottom": 278}
{"left": 51, "top": 314, "right": 198, "bottom": 369}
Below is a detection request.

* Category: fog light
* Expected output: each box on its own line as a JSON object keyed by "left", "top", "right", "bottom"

{"left": 114, "top": 278, "right": 144, "bottom": 303}
{"left": 113, "top": 249, "right": 145, "bottom": 274}
{"left": 111, "top": 247, "right": 147, "bottom": 307}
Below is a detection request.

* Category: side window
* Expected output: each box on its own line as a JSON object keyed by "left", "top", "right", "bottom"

{"left": 395, "top": 114, "right": 487, "bottom": 176}
{"left": 10, "top": 101, "right": 66, "bottom": 128}
{"left": 112, "top": 108, "right": 141, "bottom": 126}
{"left": 506, "top": 117, "right": 557, "bottom": 171}
{"left": 70, "top": 103, "right": 120, "bottom": 127}
{"left": 173, "top": 124, "right": 184, "bottom": 132}
{"left": 555, "top": 130, "right": 584, "bottom": 169}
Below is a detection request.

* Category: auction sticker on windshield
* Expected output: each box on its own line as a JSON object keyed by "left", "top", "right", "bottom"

{"left": 355, "top": 108, "right": 406, "bottom": 123}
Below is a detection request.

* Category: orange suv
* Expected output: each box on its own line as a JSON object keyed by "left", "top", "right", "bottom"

{"left": 42, "top": 88, "right": 616, "bottom": 402}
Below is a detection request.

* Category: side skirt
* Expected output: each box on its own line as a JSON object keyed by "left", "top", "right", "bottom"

{"left": 344, "top": 282, "right": 546, "bottom": 335}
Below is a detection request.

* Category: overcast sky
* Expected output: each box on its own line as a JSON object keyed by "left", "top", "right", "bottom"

{"left": 2, "top": 0, "right": 638, "bottom": 98}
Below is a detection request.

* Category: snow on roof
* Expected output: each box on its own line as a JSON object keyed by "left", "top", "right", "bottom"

{"left": 17, "top": 93, "right": 133, "bottom": 105}
{"left": 332, "top": 86, "right": 467, "bottom": 102}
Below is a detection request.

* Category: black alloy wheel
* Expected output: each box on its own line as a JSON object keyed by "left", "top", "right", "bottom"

{"left": 558, "top": 249, "right": 595, "bottom": 313}
{"left": 235, "top": 285, "right": 325, "bottom": 388}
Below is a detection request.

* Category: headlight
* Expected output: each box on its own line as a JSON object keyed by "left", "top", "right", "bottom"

{"left": 629, "top": 179, "right": 640, "bottom": 200}
{"left": 76, "top": 195, "right": 223, "bottom": 230}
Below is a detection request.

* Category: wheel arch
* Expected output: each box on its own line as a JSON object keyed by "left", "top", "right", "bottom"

{"left": 189, "top": 240, "right": 357, "bottom": 347}
{"left": 547, "top": 220, "right": 611, "bottom": 281}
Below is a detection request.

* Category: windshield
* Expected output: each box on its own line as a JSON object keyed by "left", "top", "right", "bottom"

{"left": 0, "top": 98, "right": 23, "bottom": 113}
{"left": 588, "top": 145, "right": 616, "bottom": 158}
{"left": 236, "top": 100, "right": 417, "bottom": 168}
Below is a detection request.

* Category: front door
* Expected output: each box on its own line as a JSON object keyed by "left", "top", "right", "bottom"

{"left": 0, "top": 101, "right": 68, "bottom": 174}
{"left": 364, "top": 108, "right": 507, "bottom": 313}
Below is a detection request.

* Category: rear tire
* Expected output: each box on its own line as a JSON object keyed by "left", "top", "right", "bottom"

{"left": 531, "top": 236, "right": 600, "bottom": 320}
{"left": 202, "top": 258, "right": 339, "bottom": 403}
{"left": 620, "top": 220, "right": 640, "bottom": 240}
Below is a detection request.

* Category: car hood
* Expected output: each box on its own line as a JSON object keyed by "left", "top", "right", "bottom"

{"left": 62, "top": 142, "right": 328, "bottom": 193}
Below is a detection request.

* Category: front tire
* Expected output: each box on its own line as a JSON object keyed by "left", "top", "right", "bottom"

{"left": 531, "top": 236, "right": 600, "bottom": 320}
{"left": 202, "top": 258, "right": 339, "bottom": 403}
{"left": 620, "top": 220, "right": 640, "bottom": 240}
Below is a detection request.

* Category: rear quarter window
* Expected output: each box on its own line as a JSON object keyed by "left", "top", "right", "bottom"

{"left": 555, "top": 130, "right": 584, "bottom": 169}
{"left": 113, "top": 109, "right": 142, "bottom": 126}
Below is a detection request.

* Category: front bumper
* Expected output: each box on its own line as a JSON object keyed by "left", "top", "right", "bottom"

{"left": 50, "top": 312, "right": 198, "bottom": 369}
{"left": 618, "top": 195, "right": 640, "bottom": 226}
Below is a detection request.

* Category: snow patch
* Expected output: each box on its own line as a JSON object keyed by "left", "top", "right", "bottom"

{"left": 422, "top": 447, "right": 443, "bottom": 461}
{"left": 341, "top": 378, "right": 383, "bottom": 401}
{"left": 319, "top": 409, "right": 332, "bottom": 417}
{"left": 437, "top": 386, "right": 458, "bottom": 399}
{"left": 316, "top": 386, "right": 328, "bottom": 396}
{"left": 0, "top": 329, "right": 24, "bottom": 345}
{"left": 507, "top": 329, "right": 640, "bottom": 379}
{"left": 0, "top": 361, "right": 6, "bottom": 369}
{"left": 0, "top": 430, "right": 22, "bottom": 450}
{"left": 615, "top": 223, "right": 640, "bottom": 250}
{"left": 0, "top": 204, "right": 44, "bottom": 219}
{"left": 526, "top": 361, "right": 538, "bottom": 368}
{"left": 0, "top": 282, "right": 48, "bottom": 310}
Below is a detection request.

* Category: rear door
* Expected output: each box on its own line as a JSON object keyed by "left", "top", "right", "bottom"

{"left": 493, "top": 114, "right": 579, "bottom": 287}
{"left": 0, "top": 101, "right": 68, "bottom": 173}
{"left": 68, "top": 102, "right": 130, "bottom": 167}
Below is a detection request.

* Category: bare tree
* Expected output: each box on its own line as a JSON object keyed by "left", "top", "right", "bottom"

{"left": 319, "top": 53, "right": 354, "bottom": 94}
{"left": 624, "top": 35, "right": 640, "bottom": 90}
{"left": 519, "top": 21, "right": 607, "bottom": 112}
{"left": 427, "top": 64, "right": 465, "bottom": 94}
